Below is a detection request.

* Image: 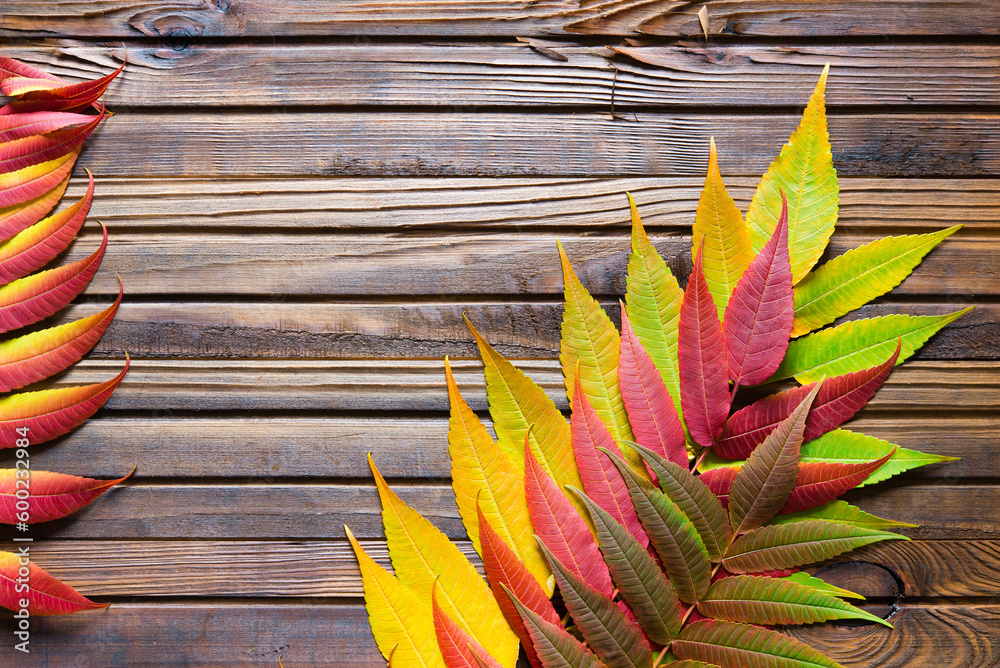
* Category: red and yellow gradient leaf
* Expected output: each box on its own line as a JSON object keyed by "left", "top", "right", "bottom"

{"left": 0, "top": 282, "right": 121, "bottom": 393}
{"left": 0, "top": 551, "right": 107, "bottom": 616}
{"left": 433, "top": 584, "right": 505, "bottom": 668}
{"left": 0, "top": 58, "right": 65, "bottom": 89}
{"left": 370, "top": 456, "right": 519, "bottom": 667}
{"left": 525, "top": 444, "right": 614, "bottom": 599}
{"left": 558, "top": 241, "right": 634, "bottom": 446}
{"left": 0, "top": 111, "right": 94, "bottom": 143}
{"left": 0, "top": 150, "right": 79, "bottom": 210}
{"left": 345, "top": 526, "right": 444, "bottom": 668}
{"left": 745, "top": 66, "right": 838, "bottom": 284}
{"left": 479, "top": 504, "right": 560, "bottom": 668}
{"left": 678, "top": 244, "right": 730, "bottom": 449}
{"left": 0, "top": 171, "right": 70, "bottom": 241}
{"left": 0, "top": 467, "right": 132, "bottom": 524}
{"left": 780, "top": 451, "right": 895, "bottom": 514}
{"left": 1, "top": 60, "right": 125, "bottom": 115}
{"left": 619, "top": 307, "right": 686, "bottom": 467}
{"left": 0, "top": 222, "right": 107, "bottom": 334}
{"left": 0, "top": 113, "right": 104, "bottom": 174}
{"left": 446, "top": 358, "right": 549, "bottom": 590}
{"left": 723, "top": 195, "right": 794, "bottom": 387}
{"left": 0, "top": 353, "right": 129, "bottom": 447}
{"left": 693, "top": 137, "right": 754, "bottom": 319}
{"left": 0, "top": 171, "right": 93, "bottom": 284}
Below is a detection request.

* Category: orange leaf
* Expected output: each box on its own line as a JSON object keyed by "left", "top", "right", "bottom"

{"left": 0, "top": 150, "right": 79, "bottom": 209}
{"left": 0, "top": 112, "right": 104, "bottom": 174}
{"left": 433, "top": 583, "right": 504, "bottom": 668}
{"left": 0, "top": 171, "right": 70, "bottom": 241}
{"left": 1, "top": 60, "right": 125, "bottom": 115}
{"left": 0, "top": 111, "right": 95, "bottom": 143}
{"left": 0, "top": 551, "right": 107, "bottom": 615}
{"left": 0, "top": 467, "right": 132, "bottom": 524}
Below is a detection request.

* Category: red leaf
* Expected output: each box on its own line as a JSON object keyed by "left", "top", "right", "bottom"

{"left": 715, "top": 341, "right": 902, "bottom": 460}
{"left": 0, "top": 171, "right": 70, "bottom": 241}
{"left": 0, "top": 354, "right": 129, "bottom": 446}
{"left": 781, "top": 451, "right": 896, "bottom": 514}
{"left": 433, "top": 583, "right": 504, "bottom": 668}
{"left": 0, "top": 551, "right": 107, "bottom": 615}
{"left": 0, "top": 58, "right": 65, "bottom": 89}
{"left": 524, "top": 441, "right": 614, "bottom": 598}
{"left": 679, "top": 243, "right": 730, "bottom": 448}
{"left": 0, "top": 468, "right": 132, "bottom": 524}
{"left": 0, "top": 112, "right": 104, "bottom": 174}
{"left": 571, "top": 378, "right": 649, "bottom": 549}
{"left": 0, "top": 171, "right": 93, "bottom": 284}
{"left": 698, "top": 467, "right": 739, "bottom": 509}
{"left": 0, "top": 111, "right": 94, "bottom": 143}
{"left": 0, "top": 222, "right": 107, "bottom": 334}
{"left": 619, "top": 306, "right": 687, "bottom": 468}
{"left": 478, "top": 502, "right": 559, "bottom": 668}
{"left": 0, "top": 150, "right": 79, "bottom": 210}
{"left": 1, "top": 60, "right": 125, "bottom": 115}
{"left": 723, "top": 194, "right": 793, "bottom": 387}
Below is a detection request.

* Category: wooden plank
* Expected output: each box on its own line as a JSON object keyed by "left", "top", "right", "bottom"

{"left": 4, "top": 482, "right": 995, "bottom": 540}
{"left": 5, "top": 43, "right": 1000, "bottom": 108}
{"left": 61, "top": 232, "right": 1000, "bottom": 297}
{"left": 74, "top": 111, "right": 1000, "bottom": 177}
{"left": 61, "top": 175, "right": 1000, "bottom": 232}
{"left": 25, "top": 414, "right": 990, "bottom": 480}
{"left": 4, "top": 538, "right": 996, "bottom": 599}
{"left": 3, "top": 1, "right": 998, "bottom": 38}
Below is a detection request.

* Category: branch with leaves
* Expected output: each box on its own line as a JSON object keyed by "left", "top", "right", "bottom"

{"left": 349, "top": 66, "right": 967, "bottom": 668}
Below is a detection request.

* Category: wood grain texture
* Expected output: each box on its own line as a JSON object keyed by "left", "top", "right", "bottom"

{"left": 52, "top": 174, "right": 1000, "bottom": 231}
{"left": 2, "top": 1, "right": 998, "bottom": 38}
{"left": 4, "top": 43, "right": 1000, "bottom": 108}
{"left": 73, "top": 111, "right": 1000, "bottom": 177}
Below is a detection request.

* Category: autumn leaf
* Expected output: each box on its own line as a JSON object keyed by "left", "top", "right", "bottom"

{"left": 500, "top": 583, "right": 603, "bottom": 668}
{"left": 433, "top": 583, "right": 504, "bottom": 668}
{"left": 0, "top": 112, "right": 104, "bottom": 174}
{"left": 0, "top": 111, "right": 95, "bottom": 143}
{"left": 799, "top": 429, "right": 957, "bottom": 487}
{"left": 1, "top": 60, "right": 125, "bottom": 115}
{"left": 673, "top": 619, "right": 844, "bottom": 668}
{"left": 0, "top": 551, "right": 108, "bottom": 616}
{"left": 0, "top": 467, "right": 132, "bottom": 524}
{"left": 0, "top": 171, "right": 70, "bottom": 241}
{"left": 0, "top": 150, "right": 79, "bottom": 209}
{"left": 781, "top": 450, "right": 895, "bottom": 514}
{"left": 770, "top": 500, "right": 917, "bottom": 530}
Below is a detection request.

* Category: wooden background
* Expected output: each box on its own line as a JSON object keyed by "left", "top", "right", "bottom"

{"left": 2, "top": 1, "right": 999, "bottom": 666}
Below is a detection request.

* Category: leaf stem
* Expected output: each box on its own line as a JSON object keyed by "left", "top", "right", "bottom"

{"left": 652, "top": 646, "right": 670, "bottom": 668}
{"left": 691, "top": 447, "right": 710, "bottom": 472}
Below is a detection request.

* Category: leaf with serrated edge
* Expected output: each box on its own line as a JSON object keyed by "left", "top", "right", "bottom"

{"left": 624, "top": 441, "right": 731, "bottom": 562}
{"left": 0, "top": 57, "right": 65, "bottom": 90}
{"left": 0, "top": 354, "right": 129, "bottom": 446}
{"left": 0, "top": 170, "right": 93, "bottom": 284}
{"left": 772, "top": 309, "right": 972, "bottom": 383}
{"left": 500, "top": 583, "right": 603, "bottom": 668}
{"left": 619, "top": 307, "right": 687, "bottom": 467}
{"left": 746, "top": 65, "right": 838, "bottom": 284}
{"left": 679, "top": 243, "right": 730, "bottom": 449}
{"left": 0, "top": 171, "right": 70, "bottom": 242}
{"left": 698, "top": 574, "right": 891, "bottom": 628}
{"left": 446, "top": 358, "right": 549, "bottom": 591}
{"left": 728, "top": 383, "right": 821, "bottom": 534}
{"left": 625, "top": 193, "right": 686, "bottom": 436}
{"left": 537, "top": 540, "right": 653, "bottom": 668}
{"left": 568, "top": 486, "right": 684, "bottom": 645}
{"left": 559, "top": 241, "right": 634, "bottom": 446}
{"left": 370, "top": 456, "right": 519, "bottom": 666}
{"left": 465, "top": 317, "right": 576, "bottom": 485}
{"left": 723, "top": 194, "right": 793, "bottom": 387}
{"left": 1, "top": 60, "right": 125, "bottom": 115}
{"left": 792, "top": 226, "right": 962, "bottom": 336}
{"left": 479, "top": 504, "right": 559, "bottom": 668}
{"left": 779, "top": 572, "right": 865, "bottom": 600}
{"left": 0, "top": 150, "right": 79, "bottom": 210}
{"left": 673, "top": 619, "right": 844, "bottom": 668}
{"left": 769, "top": 500, "right": 917, "bottom": 530}
{"left": 433, "top": 583, "right": 505, "bottom": 668}
{"left": 0, "top": 551, "right": 107, "bottom": 616}
{"left": 525, "top": 443, "right": 613, "bottom": 598}
{"left": 345, "top": 526, "right": 444, "bottom": 668}
{"left": 781, "top": 450, "right": 894, "bottom": 514}
{"left": 800, "top": 429, "right": 957, "bottom": 487}
{"left": 573, "top": 382, "right": 649, "bottom": 548}
{"left": 693, "top": 137, "right": 754, "bottom": 319}
{"left": 0, "top": 113, "right": 103, "bottom": 174}
{"left": 0, "top": 468, "right": 132, "bottom": 524}
{"left": 0, "top": 111, "right": 93, "bottom": 143}
{"left": 605, "top": 450, "right": 711, "bottom": 604}
{"left": 723, "top": 520, "right": 908, "bottom": 573}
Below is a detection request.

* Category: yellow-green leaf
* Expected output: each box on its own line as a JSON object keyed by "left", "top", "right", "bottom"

{"left": 792, "top": 226, "right": 962, "bottom": 336}
{"left": 370, "top": 456, "right": 520, "bottom": 667}
{"left": 746, "top": 65, "right": 838, "bottom": 284}
{"left": 693, "top": 137, "right": 754, "bottom": 320}
{"left": 445, "top": 358, "right": 552, "bottom": 594}
{"left": 345, "top": 526, "right": 445, "bottom": 668}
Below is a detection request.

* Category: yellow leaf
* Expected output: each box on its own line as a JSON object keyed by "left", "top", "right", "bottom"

{"left": 693, "top": 137, "right": 754, "bottom": 320}
{"left": 370, "top": 455, "right": 520, "bottom": 667}
{"left": 345, "top": 526, "right": 445, "bottom": 668}
{"left": 445, "top": 358, "right": 553, "bottom": 595}
{"left": 746, "top": 65, "right": 838, "bottom": 284}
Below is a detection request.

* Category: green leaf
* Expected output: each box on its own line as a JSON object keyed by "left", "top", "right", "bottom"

{"left": 769, "top": 500, "right": 917, "bottom": 530}
{"left": 746, "top": 66, "right": 838, "bottom": 285}
{"left": 538, "top": 540, "right": 653, "bottom": 668}
{"left": 673, "top": 619, "right": 844, "bottom": 668}
{"left": 698, "top": 574, "right": 891, "bottom": 627}
{"left": 568, "top": 486, "right": 684, "bottom": 645}
{"left": 792, "top": 227, "right": 961, "bottom": 336}
{"left": 800, "top": 429, "right": 958, "bottom": 486}
{"left": 723, "top": 520, "right": 908, "bottom": 573}
{"left": 500, "top": 583, "right": 603, "bottom": 668}
{"left": 624, "top": 441, "right": 731, "bottom": 561}
{"left": 771, "top": 309, "right": 973, "bottom": 383}
{"left": 624, "top": 194, "right": 685, "bottom": 435}
{"left": 779, "top": 572, "right": 865, "bottom": 600}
